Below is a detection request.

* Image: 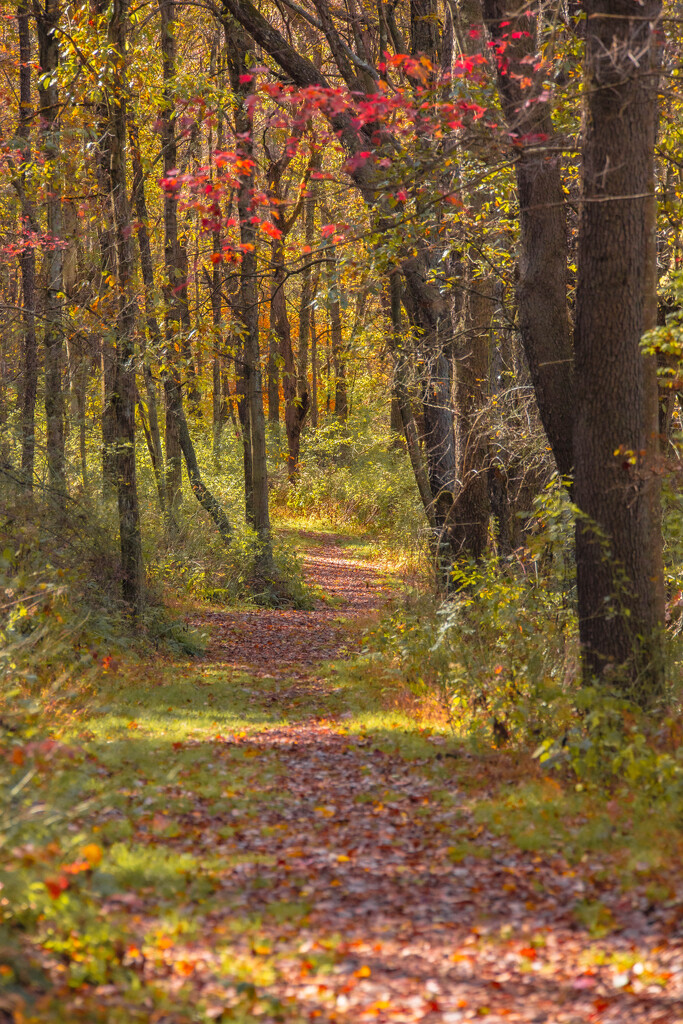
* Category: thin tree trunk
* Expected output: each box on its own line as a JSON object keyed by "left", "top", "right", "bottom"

{"left": 160, "top": 0, "right": 182, "bottom": 513}
{"left": 272, "top": 237, "right": 309, "bottom": 479}
{"left": 573, "top": 0, "right": 665, "bottom": 700}
{"left": 94, "top": 96, "right": 118, "bottom": 492}
{"left": 36, "top": 0, "right": 66, "bottom": 502}
{"left": 297, "top": 175, "right": 318, "bottom": 400}
{"left": 100, "top": 0, "right": 144, "bottom": 611}
{"left": 327, "top": 247, "right": 348, "bottom": 420}
{"left": 17, "top": 0, "right": 37, "bottom": 490}
{"left": 451, "top": 274, "right": 492, "bottom": 560}
{"left": 128, "top": 119, "right": 165, "bottom": 511}
{"left": 310, "top": 303, "right": 319, "bottom": 428}
{"left": 225, "top": 18, "right": 271, "bottom": 555}
{"left": 389, "top": 272, "right": 434, "bottom": 524}
{"left": 267, "top": 331, "right": 280, "bottom": 424}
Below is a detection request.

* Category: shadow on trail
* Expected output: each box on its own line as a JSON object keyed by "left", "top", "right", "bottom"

{"left": 67, "top": 717, "right": 683, "bottom": 1024}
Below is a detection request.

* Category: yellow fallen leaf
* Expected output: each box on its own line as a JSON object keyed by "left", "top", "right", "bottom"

{"left": 354, "top": 965, "right": 371, "bottom": 978}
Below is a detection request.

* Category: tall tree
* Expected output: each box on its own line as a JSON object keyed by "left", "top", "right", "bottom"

{"left": 573, "top": 0, "right": 665, "bottom": 699}
{"left": 224, "top": 15, "right": 273, "bottom": 559}
{"left": 16, "top": 0, "right": 37, "bottom": 490}
{"left": 482, "top": 0, "right": 575, "bottom": 481}
{"left": 100, "top": 0, "right": 144, "bottom": 611}
{"left": 160, "top": 0, "right": 183, "bottom": 515}
{"left": 35, "top": 0, "right": 66, "bottom": 501}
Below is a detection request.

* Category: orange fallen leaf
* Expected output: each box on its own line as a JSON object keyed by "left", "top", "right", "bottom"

{"left": 81, "top": 843, "right": 103, "bottom": 868}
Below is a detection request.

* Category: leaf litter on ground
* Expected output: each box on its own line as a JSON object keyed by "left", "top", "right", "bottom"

{"left": 2, "top": 529, "right": 683, "bottom": 1023}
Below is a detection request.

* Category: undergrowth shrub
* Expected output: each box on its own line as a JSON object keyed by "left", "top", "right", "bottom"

{"left": 369, "top": 477, "right": 578, "bottom": 745}
{"left": 275, "top": 413, "right": 423, "bottom": 540}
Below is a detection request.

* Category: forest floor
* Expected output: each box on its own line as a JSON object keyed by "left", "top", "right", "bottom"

{"left": 4, "top": 528, "right": 683, "bottom": 1024}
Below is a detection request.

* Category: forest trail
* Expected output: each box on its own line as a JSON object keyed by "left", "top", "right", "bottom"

{"left": 150, "top": 530, "right": 680, "bottom": 1024}
{"left": 15, "top": 531, "right": 683, "bottom": 1023}
{"left": 197, "top": 530, "right": 384, "bottom": 678}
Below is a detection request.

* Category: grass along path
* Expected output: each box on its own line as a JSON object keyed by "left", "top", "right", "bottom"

{"left": 3, "top": 529, "right": 683, "bottom": 1023}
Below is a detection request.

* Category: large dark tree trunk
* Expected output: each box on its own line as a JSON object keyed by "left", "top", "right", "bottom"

{"left": 482, "top": 0, "right": 574, "bottom": 480}
{"left": 574, "top": 0, "right": 665, "bottom": 700}
{"left": 35, "top": 0, "right": 66, "bottom": 502}
{"left": 17, "top": 0, "right": 37, "bottom": 490}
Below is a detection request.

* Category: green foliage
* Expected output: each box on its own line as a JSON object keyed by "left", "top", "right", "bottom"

{"left": 370, "top": 478, "right": 578, "bottom": 745}
{"left": 278, "top": 413, "right": 423, "bottom": 539}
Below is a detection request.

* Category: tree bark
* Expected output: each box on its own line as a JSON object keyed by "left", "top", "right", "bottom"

{"left": 225, "top": 17, "right": 272, "bottom": 556}
{"left": 160, "top": 0, "right": 183, "bottom": 513}
{"left": 128, "top": 119, "right": 165, "bottom": 511}
{"left": 17, "top": 0, "right": 37, "bottom": 490}
{"left": 328, "top": 249, "right": 348, "bottom": 421}
{"left": 574, "top": 0, "right": 665, "bottom": 699}
{"left": 100, "top": 0, "right": 144, "bottom": 611}
{"left": 451, "top": 274, "right": 492, "bottom": 560}
{"left": 35, "top": 0, "right": 66, "bottom": 502}
{"left": 389, "top": 272, "right": 434, "bottom": 524}
{"left": 482, "top": 0, "right": 574, "bottom": 480}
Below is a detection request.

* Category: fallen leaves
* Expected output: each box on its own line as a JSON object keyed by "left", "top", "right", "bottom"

{"left": 7, "top": 532, "right": 683, "bottom": 1023}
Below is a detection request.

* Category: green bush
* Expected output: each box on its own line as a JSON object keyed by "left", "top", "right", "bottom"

{"left": 279, "top": 413, "right": 423, "bottom": 540}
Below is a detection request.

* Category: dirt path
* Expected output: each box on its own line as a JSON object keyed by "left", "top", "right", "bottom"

{"left": 176, "top": 531, "right": 683, "bottom": 1024}
{"left": 196, "top": 531, "right": 385, "bottom": 682}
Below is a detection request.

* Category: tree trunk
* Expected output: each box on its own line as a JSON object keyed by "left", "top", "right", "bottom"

{"left": 310, "top": 303, "right": 319, "bottom": 428}
{"left": 327, "top": 248, "right": 348, "bottom": 420}
{"left": 389, "top": 272, "right": 434, "bottom": 524}
{"left": 128, "top": 119, "right": 165, "bottom": 511}
{"left": 267, "top": 332, "right": 280, "bottom": 424}
{"left": 160, "top": 0, "right": 182, "bottom": 513}
{"left": 36, "top": 0, "right": 66, "bottom": 502}
{"left": 297, "top": 177, "right": 318, "bottom": 400}
{"left": 271, "top": 237, "right": 308, "bottom": 480}
{"left": 17, "top": 0, "right": 37, "bottom": 490}
{"left": 482, "top": 0, "right": 574, "bottom": 479}
{"left": 97, "top": 0, "right": 144, "bottom": 612}
{"left": 574, "top": 0, "right": 665, "bottom": 700}
{"left": 451, "top": 274, "right": 492, "bottom": 560}
{"left": 225, "top": 18, "right": 272, "bottom": 557}
{"left": 94, "top": 94, "right": 118, "bottom": 493}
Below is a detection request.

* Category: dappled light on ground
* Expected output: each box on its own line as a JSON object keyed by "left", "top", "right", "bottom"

{"left": 3, "top": 532, "right": 682, "bottom": 1023}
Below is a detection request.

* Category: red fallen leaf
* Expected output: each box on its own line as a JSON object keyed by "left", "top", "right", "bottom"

{"left": 45, "top": 875, "right": 69, "bottom": 898}
{"left": 519, "top": 946, "right": 537, "bottom": 959}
